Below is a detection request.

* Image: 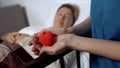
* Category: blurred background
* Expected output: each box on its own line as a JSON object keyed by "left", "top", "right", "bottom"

{"left": 0, "top": 0, "right": 91, "bottom": 27}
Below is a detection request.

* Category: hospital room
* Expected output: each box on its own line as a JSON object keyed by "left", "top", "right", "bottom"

{"left": 0, "top": 0, "right": 91, "bottom": 68}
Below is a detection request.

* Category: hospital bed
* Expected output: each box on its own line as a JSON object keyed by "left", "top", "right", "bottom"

{"left": 0, "top": 1, "right": 90, "bottom": 67}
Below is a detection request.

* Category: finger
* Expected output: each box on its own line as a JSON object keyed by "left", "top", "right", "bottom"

{"left": 33, "top": 50, "right": 39, "bottom": 55}
{"left": 28, "top": 40, "right": 33, "bottom": 45}
{"left": 28, "top": 34, "right": 39, "bottom": 45}
{"left": 39, "top": 47, "right": 46, "bottom": 56}
{"left": 32, "top": 44, "right": 42, "bottom": 52}
{"left": 11, "top": 36, "right": 16, "bottom": 43}
{"left": 32, "top": 45, "right": 38, "bottom": 52}
{"left": 7, "top": 39, "right": 14, "bottom": 43}
{"left": 32, "top": 44, "right": 42, "bottom": 55}
{"left": 34, "top": 33, "right": 39, "bottom": 38}
{"left": 28, "top": 39, "right": 36, "bottom": 45}
{"left": 5, "top": 37, "right": 15, "bottom": 44}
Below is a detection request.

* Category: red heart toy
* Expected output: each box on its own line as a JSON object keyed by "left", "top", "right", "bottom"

{"left": 39, "top": 31, "right": 56, "bottom": 46}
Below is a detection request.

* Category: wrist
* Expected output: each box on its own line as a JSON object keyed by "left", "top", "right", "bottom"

{"left": 67, "top": 35, "right": 86, "bottom": 51}
{"left": 65, "top": 27, "right": 72, "bottom": 34}
{"left": 67, "top": 34, "right": 75, "bottom": 49}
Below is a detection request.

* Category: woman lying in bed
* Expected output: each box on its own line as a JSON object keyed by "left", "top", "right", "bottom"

{"left": 1, "top": 3, "right": 79, "bottom": 68}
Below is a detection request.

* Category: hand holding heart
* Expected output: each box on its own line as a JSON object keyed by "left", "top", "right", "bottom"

{"left": 39, "top": 31, "right": 56, "bottom": 46}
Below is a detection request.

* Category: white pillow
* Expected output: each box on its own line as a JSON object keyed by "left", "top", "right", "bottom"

{"left": 19, "top": 26, "right": 45, "bottom": 35}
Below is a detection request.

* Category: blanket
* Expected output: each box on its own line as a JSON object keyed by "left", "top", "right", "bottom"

{"left": 0, "top": 40, "right": 33, "bottom": 68}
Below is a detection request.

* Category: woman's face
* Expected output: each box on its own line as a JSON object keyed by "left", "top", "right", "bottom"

{"left": 54, "top": 7, "right": 74, "bottom": 28}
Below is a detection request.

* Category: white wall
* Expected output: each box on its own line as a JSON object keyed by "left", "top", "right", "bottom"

{"left": 0, "top": 0, "right": 53, "bottom": 26}
{"left": 0, "top": 0, "right": 91, "bottom": 27}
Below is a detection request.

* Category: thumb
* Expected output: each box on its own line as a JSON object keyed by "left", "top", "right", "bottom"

{"left": 39, "top": 46, "right": 53, "bottom": 56}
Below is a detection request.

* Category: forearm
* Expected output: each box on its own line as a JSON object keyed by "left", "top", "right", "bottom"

{"left": 67, "top": 16, "right": 91, "bottom": 37}
{"left": 68, "top": 35, "right": 120, "bottom": 61}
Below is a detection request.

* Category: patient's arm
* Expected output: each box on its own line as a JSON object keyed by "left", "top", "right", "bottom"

{"left": 2, "top": 32, "right": 29, "bottom": 44}
{"left": 2, "top": 32, "right": 19, "bottom": 43}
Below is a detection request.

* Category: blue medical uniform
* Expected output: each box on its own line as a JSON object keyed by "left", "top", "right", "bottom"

{"left": 91, "top": 0, "right": 120, "bottom": 68}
